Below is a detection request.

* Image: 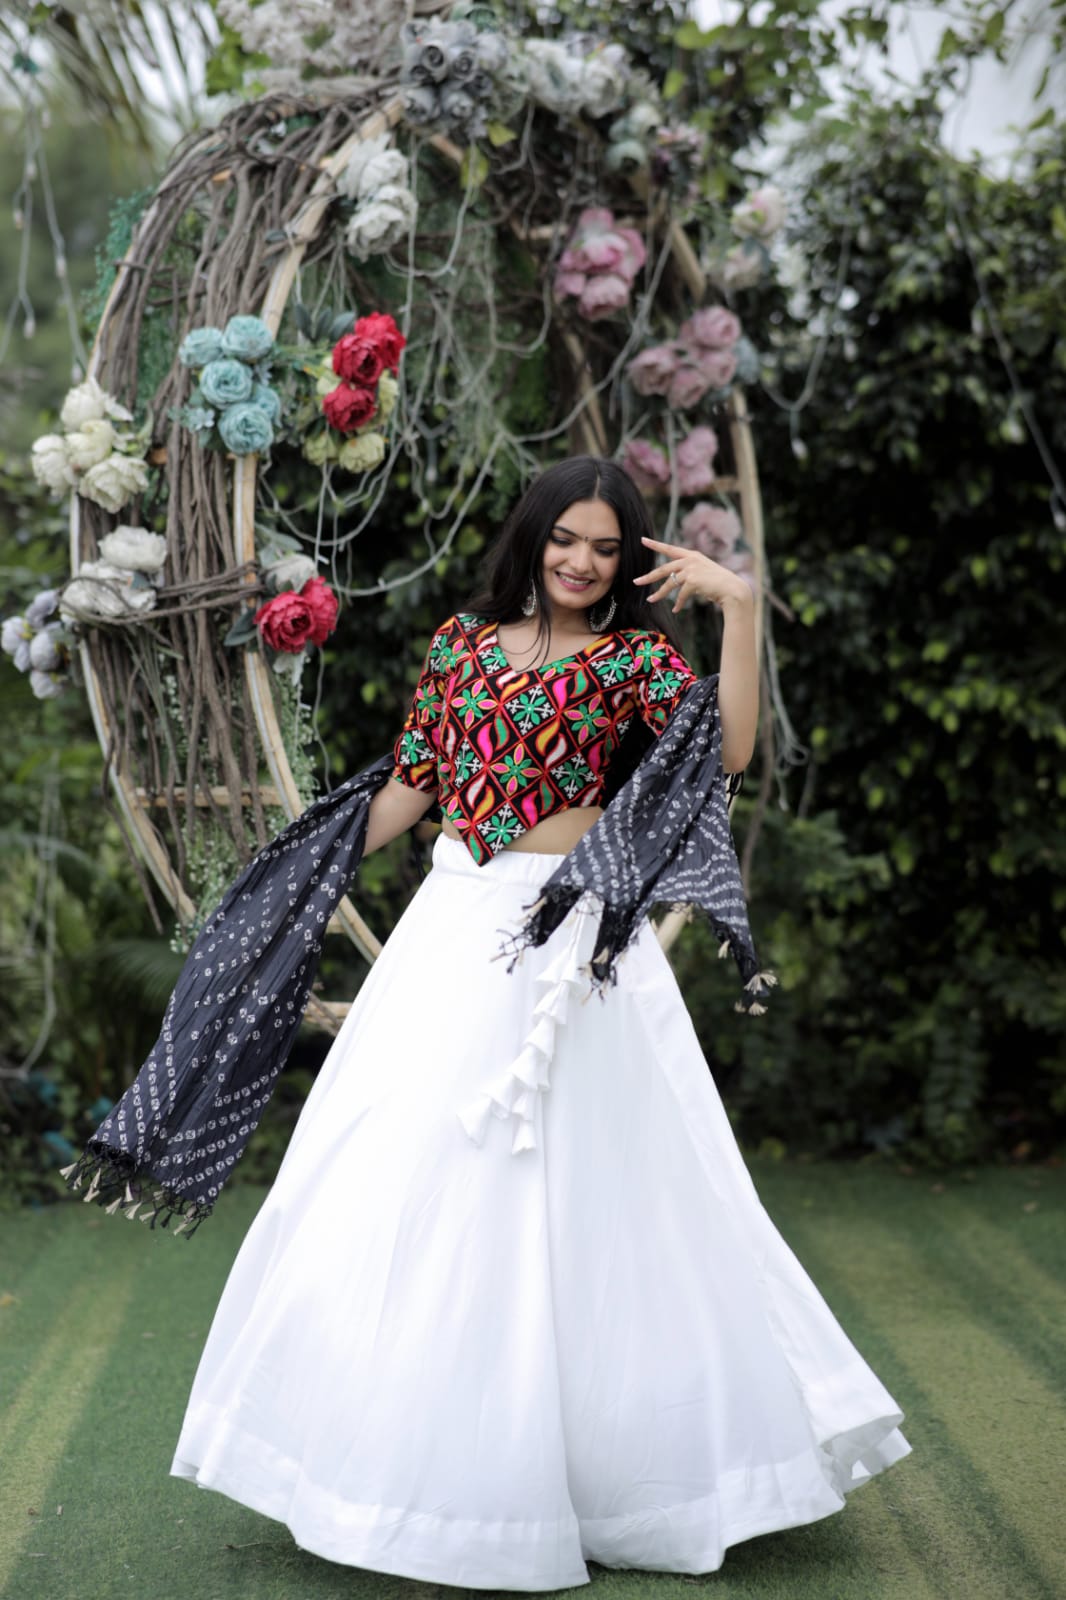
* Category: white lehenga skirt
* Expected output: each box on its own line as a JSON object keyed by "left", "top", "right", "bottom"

{"left": 171, "top": 834, "right": 911, "bottom": 1592}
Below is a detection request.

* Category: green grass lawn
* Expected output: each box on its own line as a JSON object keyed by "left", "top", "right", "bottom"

{"left": 1, "top": 1158, "right": 1064, "bottom": 1600}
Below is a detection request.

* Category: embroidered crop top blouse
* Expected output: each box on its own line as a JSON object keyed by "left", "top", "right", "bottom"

{"left": 391, "top": 612, "right": 698, "bottom": 864}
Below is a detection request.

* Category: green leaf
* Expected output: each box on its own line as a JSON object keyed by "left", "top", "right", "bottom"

{"left": 223, "top": 609, "right": 258, "bottom": 648}
{"left": 675, "top": 20, "right": 713, "bottom": 50}
{"left": 486, "top": 121, "right": 516, "bottom": 147}
{"left": 459, "top": 146, "right": 490, "bottom": 190}
{"left": 662, "top": 68, "right": 686, "bottom": 101}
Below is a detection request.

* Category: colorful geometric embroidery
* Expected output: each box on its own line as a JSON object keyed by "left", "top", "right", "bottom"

{"left": 392, "top": 612, "right": 697, "bottom": 865}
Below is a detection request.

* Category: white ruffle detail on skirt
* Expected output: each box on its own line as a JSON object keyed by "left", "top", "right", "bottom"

{"left": 171, "top": 833, "right": 911, "bottom": 1592}
{"left": 457, "top": 906, "right": 592, "bottom": 1152}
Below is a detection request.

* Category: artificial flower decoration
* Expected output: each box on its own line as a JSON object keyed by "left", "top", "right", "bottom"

{"left": 626, "top": 307, "right": 745, "bottom": 413}
{"left": 177, "top": 314, "right": 279, "bottom": 454}
{"left": 340, "top": 134, "right": 417, "bottom": 262}
{"left": 317, "top": 312, "right": 405, "bottom": 459}
{"left": 30, "top": 379, "right": 149, "bottom": 513}
{"left": 554, "top": 208, "right": 646, "bottom": 322}
{"left": 254, "top": 575, "right": 339, "bottom": 655}
{"left": 400, "top": 18, "right": 508, "bottom": 142}
{"left": 1, "top": 588, "right": 75, "bottom": 698}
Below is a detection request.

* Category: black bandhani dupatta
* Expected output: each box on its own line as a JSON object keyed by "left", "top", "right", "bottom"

{"left": 502, "top": 674, "right": 778, "bottom": 1012}
{"left": 62, "top": 675, "right": 772, "bottom": 1235}
{"left": 61, "top": 754, "right": 395, "bottom": 1235}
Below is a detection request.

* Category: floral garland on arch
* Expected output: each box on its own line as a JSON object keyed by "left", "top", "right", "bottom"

{"left": 1, "top": 6, "right": 804, "bottom": 942}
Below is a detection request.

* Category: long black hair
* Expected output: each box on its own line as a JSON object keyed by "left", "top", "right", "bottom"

{"left": 465, "top": 456, "right": 682, "bottom": 655}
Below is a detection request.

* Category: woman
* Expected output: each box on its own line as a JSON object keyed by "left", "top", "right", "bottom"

{"left": 170, "top": 457, "right": 910, "bottom": 1590}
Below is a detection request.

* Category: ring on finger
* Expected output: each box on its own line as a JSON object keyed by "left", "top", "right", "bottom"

{"left": 670, "top": 573, "right": 682, "bottom": 590}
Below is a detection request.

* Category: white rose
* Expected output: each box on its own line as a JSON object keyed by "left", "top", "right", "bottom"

{"left": 2, "top": 615, "right": 32, "bottom": 671}
{"left": 345, "top": 186, "right": 417, "bottom": 260}
{"left": 709, "top": 243, "right": 765, "bottom": 293}
{"left": 265, "top": 553, "right": 318, "bottom": 592}
{"left": 60, "top": 376, "right": 133, "bottom": 431}
{"left": 66, "top": 418, "right": 116, "bottom": 472}
{"left": 732, "top": 185, "right": 786, "bottom": 241}
{"left": 60, "top": 561, "right": 157, "bottom": 622}
{"left": 31, "top": 434, "right": 77, "bottom": 495}
{"left": 99, "top": 525, "right": 168, "bottom": 574}
{"left": 339, "top": 135, "right": 409, "bottom": 202}
{"left": 78, "top": 452, "right": 150, "bottom": 514}
{"left": 28, "top": 625, "right": 64, "bottom": 672}
{"left": 60, "top": 377, "right": 108, "bottom": 430}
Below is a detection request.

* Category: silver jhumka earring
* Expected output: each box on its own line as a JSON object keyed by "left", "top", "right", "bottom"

{"left": 521, "top": 584, "right": 537, "bottom": 617}
{"left": 588, "top": 594, "right": 617, "bottom": 631}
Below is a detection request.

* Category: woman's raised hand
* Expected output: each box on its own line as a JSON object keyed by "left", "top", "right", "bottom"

{"left": 634, "top": 536, "right": 752, "bottom": 614}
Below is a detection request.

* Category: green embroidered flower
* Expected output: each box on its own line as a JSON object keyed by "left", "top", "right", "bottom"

{"left": 453, "top": 742, "right": 481, "bottom": 784}
{"left": 429, "top": 638, "right": 461, "bottom": 672}
{"left": 554, "top": 755, "right": 594, "bottom": 797}
{"left": 415, "top": 680, "right": 444, "bottom": 722}
{"left": 478, "top": 644, "right": 510, "bottom": 673}
{"left": 493, "top": 747, "right": 536, "bottom": 795}
{"left": 508, "top": 687, "right": 552, "bottom": 732}
{"left": 565, "top": 698, "right": 609, "bottom": 741}
{"left": 591, "top": 650, "right": 633, "bottom": 686}
{"left": 647, "top": 668, "right": 687, "bottom": 703}
{"left": 630, "top": 635, "right": 660, "bottom": 672}
{"left": 399, "top": 727, "right": 432, "bottom": 766}
{"left": 453, "top": 680, "right": 494, "bottom": 727}
{"left": 478, "top": 805, "right": 522, "bottom": 850}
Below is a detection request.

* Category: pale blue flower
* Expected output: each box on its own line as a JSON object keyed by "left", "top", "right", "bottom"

{"left": 200, "top": 358, "right": 254, "bottom": 408}
{"left": 251, "top": 383, "right": 282, "bottom": 425}
{"left": 30, "top": 668, "right": 65, "bottom": 699}
{"left": 218, "top": 402, "right": 274, "bottom": 456}
{"left": 178, "top": 327, "right": 224, "bottom": 368}
{"left": 221, "top": 315, "right": 275, "bottom": 364}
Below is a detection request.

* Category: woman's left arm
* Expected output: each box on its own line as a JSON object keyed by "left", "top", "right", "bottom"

{"left": 635, "top": 536, "right": 759, "bottom": 773}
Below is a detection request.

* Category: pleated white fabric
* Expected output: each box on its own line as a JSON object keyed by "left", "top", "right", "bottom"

{"left": 171, "top": 834, "right": 911, "bottom": 1592}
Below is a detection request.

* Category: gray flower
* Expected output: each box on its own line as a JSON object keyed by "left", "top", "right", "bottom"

{"left": 29, "top": 624, "right": 64, "bottom": 672}
{"left": 408, "top": 42, "right": 449, "bottom": 84}
{"left": 442, "top": 87, "right": 477, "bottom": 125}
{"left": 403, "top": 85, "right": 441, "bottom": 125}
{"left": 449, "top": 44, "right": 478, "bottom": 81}
{"left": 30, "top": 668, "right": 65, "bottom": 700}
{"left": 26, "top": 589, "right": 59, "bottom": 629}
{"left": 2, "top": 615, "right": 31, "bottom": 671}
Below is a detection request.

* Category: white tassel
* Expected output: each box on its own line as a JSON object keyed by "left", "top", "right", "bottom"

{"left": 717, "top": 939, "right": 731, "bottom": 960}
{"left": 59, "top": 1161, "right": 78, "bottom": 1180}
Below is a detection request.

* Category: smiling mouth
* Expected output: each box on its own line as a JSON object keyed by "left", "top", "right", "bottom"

{"left": 555, "top": 573, "right": 594, "bottom": 590}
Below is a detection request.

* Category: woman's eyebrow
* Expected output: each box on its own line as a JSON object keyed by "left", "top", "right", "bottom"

{"left": 552, "top": 522, "right": 621, "bottom": 544}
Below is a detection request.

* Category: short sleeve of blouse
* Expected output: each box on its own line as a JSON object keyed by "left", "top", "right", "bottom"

{"left": 390, "top": 619, "right": 454, "bottom": 792}
{"left": 627, "top": 629, "right": 699, "bottom": 733}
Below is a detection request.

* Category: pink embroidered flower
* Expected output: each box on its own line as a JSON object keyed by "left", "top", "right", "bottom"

{"left": 680, "top": 502, "right": 742, "bottom": 561}
{"left": 627, "top": 343, "right": 681, "bottom": 397}
{"left": 622, "top": 439, "right": 671, "bottom": 493}
{"left": 679, "top": 307, "right": 742, "bottom": 350}
{"left": 676, "top": 427, "right": 719, "bottom": 495}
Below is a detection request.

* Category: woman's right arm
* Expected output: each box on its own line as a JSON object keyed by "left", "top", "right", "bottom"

{"left": 363, "top": 780, "right": 437, "bottom": 855}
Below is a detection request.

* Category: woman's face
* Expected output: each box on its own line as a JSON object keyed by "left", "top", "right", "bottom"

{"left": 540, "top": 498, "right": 622, "bottom": 619}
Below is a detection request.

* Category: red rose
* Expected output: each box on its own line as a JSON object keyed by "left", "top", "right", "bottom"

{"left": 332, "top": 332, "right": 386, "bottom": 387}
{"left": 322, "top": 381, "right": 377, "bottom": 433}
{"left": 300, "top": 575, "right": 338, "bottom": 645}
{"left": 353, "top": 311, "right": 406, "bottom": 373}
{"left": 254, "top": 590, "right": 315, "bottom": 654}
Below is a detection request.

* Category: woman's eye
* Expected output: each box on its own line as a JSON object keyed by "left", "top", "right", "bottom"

{"left": 549, "top": 534, "right": 572, "bottom": 547}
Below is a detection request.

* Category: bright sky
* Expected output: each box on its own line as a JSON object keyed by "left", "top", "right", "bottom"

{"left": 691, "top": 0, "right": 1055, "bottom": 164}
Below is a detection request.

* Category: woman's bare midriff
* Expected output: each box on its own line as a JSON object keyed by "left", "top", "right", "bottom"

{"left": 441, "top": 807, "right": 605, "bottom": 856}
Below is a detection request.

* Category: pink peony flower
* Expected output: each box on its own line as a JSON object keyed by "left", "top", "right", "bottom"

{"left": 627, "top": 343, "right": 681, "bottom": 397}
{"left": 666, "top": 363, "right": 713, "bottom": 411}
{"left": 676, "top": 426, "right": 719, "bottom": 495}
{"left": 693, "top": 347, "right": 738, "bottom": 391}
{"left": 574, "top": 233, "right": 628, "bottom": 273}
{"left": 554, "top": 270, "right": 587, "bottom": 301}
{"left": 578, "top": 273, "right": 631, "bottom": 320}
{"left": 680, "top": 502, "right": 742, "bottom": 561}
{"left": 576, "top": 206, "right": 614, "bottom": 231}
{"left": 622, "top": 439, "right": 671, "bottom": 494}
{"left": 680, "top": 306, "right": 742, "bottom": 350}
